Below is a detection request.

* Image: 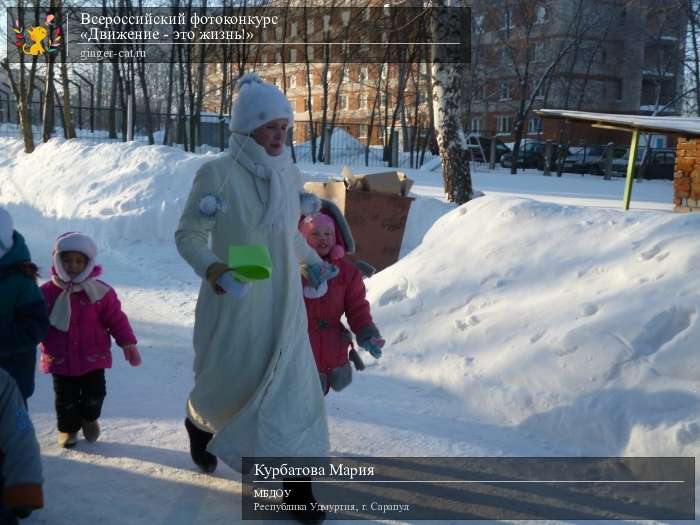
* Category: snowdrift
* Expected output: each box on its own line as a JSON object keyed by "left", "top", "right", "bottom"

{"left": 0, "top": 137, "right": 213, "bottom": 245}
{"left": 367, "top": 195, "right": 700, "bottom": 457}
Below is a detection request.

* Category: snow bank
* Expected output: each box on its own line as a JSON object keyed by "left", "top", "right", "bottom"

{"left": 367, "top": 195, "right": 700, "bottom": 458}
{"left": 0, "top": 137, "right": 214, "bottom": 246}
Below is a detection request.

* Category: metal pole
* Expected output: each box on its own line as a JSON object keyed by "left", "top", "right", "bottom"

{"left": 127, "top": 91, "right": 134, "bottom": 141}
{"left": 543, "top": 140, "right": 552, "bottom": 176}
{"left": 323, "top": 126, "right": 332, "bottom": 165}
{"left": 622, "top": 129, "right": 640, "bottom": 210}
{"left": 603, "top": 142, "right": 613, "bottom": 180}
{"left": 390, "top": 130, "right": 398, "bottom": 167}
{"left": 489, "top": 135, "right": 497, "bottom": 170}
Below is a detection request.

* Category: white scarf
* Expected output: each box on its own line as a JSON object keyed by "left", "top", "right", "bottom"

{"left": 49, "top": 275, "right": 110, "bottom": 332}
{"left": 229, "top": 132, "right": 294, "bottom": 233}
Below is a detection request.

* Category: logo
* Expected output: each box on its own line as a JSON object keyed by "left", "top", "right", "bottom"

{"left": 13, "top": 13, "right": 62, "bottom": 57}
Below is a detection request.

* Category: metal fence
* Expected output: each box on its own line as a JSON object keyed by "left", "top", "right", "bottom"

{"left": 0, "top": 97, "right": 438, "bottom": 169}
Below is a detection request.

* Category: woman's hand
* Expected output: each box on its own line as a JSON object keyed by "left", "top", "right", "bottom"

{"left": 206, "top": 262, "right": 231, "bottom": 295}
{"left": 206, "top": 262, "right": 250, "bottom": 298}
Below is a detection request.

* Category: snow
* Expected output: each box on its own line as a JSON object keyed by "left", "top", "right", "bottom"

{"left": 0, "top": 137, "right": 697, "bottom": 524}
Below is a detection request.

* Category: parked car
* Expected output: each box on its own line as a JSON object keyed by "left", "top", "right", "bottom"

{"left": 500, "top": 141, "right": 567, "bottom": 170}
{"left": 610, "top": 147, "right": 675, "bottom": 180}
{"left": 563, "top": 144, "right": 627, "bottom": 174}
{"left": 465, "top": 134, "right": 511, "bottom": 163}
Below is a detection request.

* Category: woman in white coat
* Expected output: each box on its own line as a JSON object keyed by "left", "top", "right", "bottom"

{"left": 175, "top": 73, "right": 333, "bottom": 524}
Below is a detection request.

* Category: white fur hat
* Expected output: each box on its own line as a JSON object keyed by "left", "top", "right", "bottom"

{"left": 229, "top": 73, "right": 294, "bottom": 134}
{"left": 0, "top": 207, "right": 14, "bottom": 257}
{"left": 53, "top": 232, "right": 97, "bottom": 283}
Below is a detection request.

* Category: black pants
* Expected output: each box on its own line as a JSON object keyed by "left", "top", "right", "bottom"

{"left": 52, "top": 369, "right": 106, "bottom": 433}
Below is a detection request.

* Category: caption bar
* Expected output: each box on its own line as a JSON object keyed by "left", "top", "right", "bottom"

{"left": 6, "top": 6, "right": 470, "bottom": 64}
{"left": 242, "top": 456, "right": 695, "bottom": 520}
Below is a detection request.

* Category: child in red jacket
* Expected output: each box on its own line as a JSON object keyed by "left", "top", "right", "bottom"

{"left": 300, "top": 203, "right": 384, "bottom": 394}
{"left": 39, "top": 232, "right": 141, "bottom": 448}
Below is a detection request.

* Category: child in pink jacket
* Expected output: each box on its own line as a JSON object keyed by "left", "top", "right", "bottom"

{"left": 299, "top": 203, "right": 385, "bottom": 394}
{"left": 39, "top": 232, "right": 141, "bottom": 448}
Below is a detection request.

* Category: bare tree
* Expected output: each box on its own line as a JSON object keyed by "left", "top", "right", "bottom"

{"left": 1, "top": 2, "right": 39, "bottom": 152}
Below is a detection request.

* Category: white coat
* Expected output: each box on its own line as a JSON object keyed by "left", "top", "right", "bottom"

{"left": 175, "top": 135, "right": 329, "bottom": 472}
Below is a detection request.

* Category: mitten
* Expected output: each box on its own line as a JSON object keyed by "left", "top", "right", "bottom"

{"left": 300, "top": 192, "right": 321, "bottom": 217}
{"left": 349, "top": 348, "right": 365, "bottom": 371}
{"left": 301, "top": 261, "right": 339, "bottom": 289}
{"left": 216, "top": 272, "right": 251, "bottom": 299}
{"left": 360, "top": 337, "right": 385, "bottom": 359}
{"left": 122, "top": 345, "right": 142, "bottom": 367}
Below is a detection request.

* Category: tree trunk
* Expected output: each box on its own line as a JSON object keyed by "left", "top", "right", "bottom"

{"left": 431, "top": 2, "right": 472, "bottom": 203}
{"left": 42, "top": 54, "right": 55, "bottom": 142}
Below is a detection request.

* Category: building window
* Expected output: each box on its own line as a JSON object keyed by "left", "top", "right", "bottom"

{"left": 276, "top": 27, "right": 283, "bottom": 40}
{"left": 471, "top": 118, "right": 483, "bottom": 133}
{"left": 358, "top": 66, "right": 368, "bottom": 82}
{"left": 289, "top": 49, "right": 297, "bottom": 62}
{"left": 307, "top": 19, "right": 314, "bottom": 34}
{"left": 359, "top": 92, "right": 368, "bottom": 109}
{"left": 339, "top": 95, "right": 348, "bottom": 110}
{"left": 307, "top": 46, "right": 314, "bottom": 60}
{"left": 290, "top": 22, "right": 298, "bottom": 37}
{"left": 474, "top": 14, "right": 485, "bottom": 33}
{"left": 305, "top": 98, "right": 313, "bottom": 111}
{"left": 500, "top": 10, "right": 513, "bottom": 30}
{"left": 499, "top": 81, "right": 511, "bottom": 100}
{"left": 614, "top": 79, "right": 623, "bottom": 100}
{"left": 499, "top": 47, "right": 509, "bottom": 66}
{"left": 497, "top": 115, "right": 512, "bottom": 134}
{"left": 342, "top": 11, "right": 350, "bottom": 26}
{"left": 533, "top": 41, "right": 545, "bottom": 62}
{"left": 535, "top": 6, "right": 547, "bottom": 24}
{"left": 323, "top": 15, "right": 331, "bottom": 32}
{"left": 288, "top": 75, "right": 297, "bottom": 88}
{"left": 473, "top": 83, "right": 485, "bottom": 100}
{"left": 528, "top": 116, "right": 543, "bottom": 134}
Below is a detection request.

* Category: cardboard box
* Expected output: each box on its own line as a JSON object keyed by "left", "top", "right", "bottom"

{"left": 303, "top": 178, "right": 414, "bottom": 272}
{"left": 345, "top": 170, "right": 415, "bottom": 196}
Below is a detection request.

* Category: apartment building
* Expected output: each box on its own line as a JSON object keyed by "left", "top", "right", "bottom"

{"left": 202, "top": 1, "right": 685, "bottom": 145}
{"left": 469, "top": 0, "right": 686, "bottom": 142}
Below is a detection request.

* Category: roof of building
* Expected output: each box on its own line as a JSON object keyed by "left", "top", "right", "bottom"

{"left": 536, "top": 109, "right": 700, "bottom": 138}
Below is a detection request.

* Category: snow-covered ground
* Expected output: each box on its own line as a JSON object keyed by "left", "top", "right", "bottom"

{"left": 0, "top": 137, "right": 697, "bottom": 524}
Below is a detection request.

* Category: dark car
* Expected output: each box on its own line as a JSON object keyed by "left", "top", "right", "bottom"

{"left": 500, "top": 141, "right": 566, "bottom": 170}
{"left": 563, "top": 144, "right": 627, "bottom": 174}
{"left": 610, "top": 147, "right": 675, "bottom": 180}
{"left": 499, "top": 141, "right": 546, "bottom": 169}
{"left": 466, "top": 134, "right": 511, "bottom": 163}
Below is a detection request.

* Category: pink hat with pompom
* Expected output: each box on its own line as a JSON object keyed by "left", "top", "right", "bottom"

{"left": 299, "top": 213, "right": 346, "bottom": 260}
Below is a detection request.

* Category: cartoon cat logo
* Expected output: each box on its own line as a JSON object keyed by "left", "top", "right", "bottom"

{"left": 23, "top": 26, "right": 48, "bottom": 56}
{"left": 13, "top": 14, "right": 61, "bottom": 57}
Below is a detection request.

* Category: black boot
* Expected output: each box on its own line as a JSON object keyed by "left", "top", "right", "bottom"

{"left": 283, "top": 477, "right": 326, "bottom": 524}
{"left": 184, "top": 418, "right": 217, "bottom": 473}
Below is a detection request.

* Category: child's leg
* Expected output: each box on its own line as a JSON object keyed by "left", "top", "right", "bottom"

{"left": 77, "top": 369, "right": 106, "bottom": 423}
{"left": 52, "top": 374, "right": 82, "bottom": 433}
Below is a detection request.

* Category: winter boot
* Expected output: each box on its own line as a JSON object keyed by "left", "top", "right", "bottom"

{"left": 283, "top": 477, "right": 326, "bottom": 524}
{"left": 81, "top": 418, "right": 100, "bottom": 442}
{"left": 184, "top": 418, "right": 217, "bottom": 473}
{"left": 57, "top": 431, "right": 78, "bottom": 448}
